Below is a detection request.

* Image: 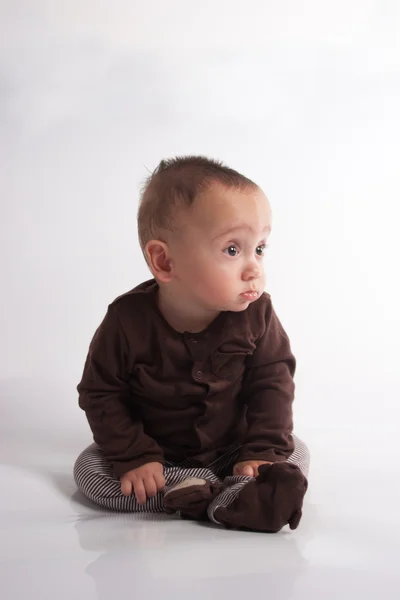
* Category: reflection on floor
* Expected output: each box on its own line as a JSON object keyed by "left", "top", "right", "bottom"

{"left": 1, "top": 426, "right": 399, "bottom": 600}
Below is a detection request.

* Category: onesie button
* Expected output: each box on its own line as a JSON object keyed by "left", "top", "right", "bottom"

{"left": 195, "top": 370, "right": 203, "bottom": 380}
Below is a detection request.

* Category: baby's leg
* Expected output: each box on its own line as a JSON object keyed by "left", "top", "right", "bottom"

{"left": 207, "top": 434, "right": 310, "bottom": 532}
{"left": 162, "top": 445, "right": 241, "bottom": 520}
{"left": 73, "top": 443, "right": 221, "bottom": 513}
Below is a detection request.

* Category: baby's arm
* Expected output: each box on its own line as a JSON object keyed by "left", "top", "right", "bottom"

{"left": 236, "top": 297, "right": 296, "bottom": 466}
{"left": 77, "top": 304, "right": 164, "bottom": 492}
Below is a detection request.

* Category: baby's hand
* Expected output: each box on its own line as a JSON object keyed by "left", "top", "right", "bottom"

{"left": 233, "top": 460, "right": 273, "bottom": 477}
{"left": 120, "top": 462, "right": 165, "bottom": 505}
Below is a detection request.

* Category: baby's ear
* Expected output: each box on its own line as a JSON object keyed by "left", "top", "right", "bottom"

{"left": 145, "top": 240, "right": 174, "bottom": 282}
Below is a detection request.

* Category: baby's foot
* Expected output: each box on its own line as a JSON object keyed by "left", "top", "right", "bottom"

{"left": 212, "top": 462, "right": 308, "bottom": 532}
{"left": 164, "top": 477, "right": 224, "bottom": 521}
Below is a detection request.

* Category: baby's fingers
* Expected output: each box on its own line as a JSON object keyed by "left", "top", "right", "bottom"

{"left": 241, "top": 465, "right": 255, "bottom": 477}
{"left": 234, "top": 465, "right": 254, "bottom": 477}
{"left": 133, "top": 478, "right": 147, "bottom": 505}
{"left": 120, "top": 477, "right": 133, "bottom": 496}
{"left": 154, "top": 471, "right": 166, "bottom": 492}
{"left": 144, "top": 476, "right": 158, "bottom": 499}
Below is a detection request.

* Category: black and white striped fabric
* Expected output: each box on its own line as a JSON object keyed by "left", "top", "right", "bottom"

{"left": 74, "top": 434, "right": 310, "bottom": 515}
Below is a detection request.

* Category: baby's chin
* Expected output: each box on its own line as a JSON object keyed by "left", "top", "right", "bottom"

{"left": 205, "top": 295, "right": 253, "bottom": 313}
{"left": 221, "top": 299, "right": 252, "bottom": 312}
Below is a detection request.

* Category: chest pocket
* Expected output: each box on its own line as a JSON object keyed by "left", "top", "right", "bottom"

{"left": 211, "top": 350, "right": 251, "bottom": 380}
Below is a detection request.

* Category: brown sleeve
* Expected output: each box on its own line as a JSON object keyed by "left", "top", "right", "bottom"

{"left": 236, "top": 298, "right": 296, "bottom": 464}
{"left": 77, "top": 304, "right": 164, "bottom": 477}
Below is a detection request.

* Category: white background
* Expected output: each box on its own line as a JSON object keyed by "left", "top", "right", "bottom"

{"left": 1, "top": 3, "right": 400, "bottom": 599}
{"left": 2, "top": 1, "right": 399, "bottom": 440}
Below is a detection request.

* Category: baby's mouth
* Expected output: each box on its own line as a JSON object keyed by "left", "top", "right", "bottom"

{"left": 240, "top": 290, "right": 259, "bottom": 300}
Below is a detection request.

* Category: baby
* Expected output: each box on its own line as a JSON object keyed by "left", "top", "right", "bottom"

{"left": 74, "top": 156, "right": 310, "bottom": 532}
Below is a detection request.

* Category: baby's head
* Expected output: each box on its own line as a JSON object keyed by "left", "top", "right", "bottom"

{"left": 138, "top": 156, "right": 271, "bottom": 313}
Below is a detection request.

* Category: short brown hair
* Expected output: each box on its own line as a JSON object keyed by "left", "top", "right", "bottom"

{"left": 137, "top": 155, "right": 257, "bottom": 257}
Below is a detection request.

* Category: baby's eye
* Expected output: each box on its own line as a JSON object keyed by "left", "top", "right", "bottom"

{"left": 256, "top": 244, "right": 267, "bottom": 256}
{"left": 224, "top": 245, "right": 238, "bottom": 257}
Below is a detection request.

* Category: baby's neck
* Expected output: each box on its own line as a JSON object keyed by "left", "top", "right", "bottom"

{"left": 156, "top": 287, "right": 220, "bottom": 334}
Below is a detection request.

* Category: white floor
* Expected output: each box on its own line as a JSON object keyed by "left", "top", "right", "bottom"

{"left": 1, "top": 422, "right": 400, "bottom": 600}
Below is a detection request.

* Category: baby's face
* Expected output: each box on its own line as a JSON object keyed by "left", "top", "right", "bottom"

{"left": 168, "top": 183, "right": 271, "bottom": 312}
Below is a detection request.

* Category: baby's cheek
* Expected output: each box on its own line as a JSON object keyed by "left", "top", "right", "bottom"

{"left": 197, "top": 264, "right": 226, "bottom": 287}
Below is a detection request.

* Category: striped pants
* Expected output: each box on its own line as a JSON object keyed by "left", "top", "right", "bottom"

{"left": 74, "top": 434, "right": 310, "bottom": 519}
